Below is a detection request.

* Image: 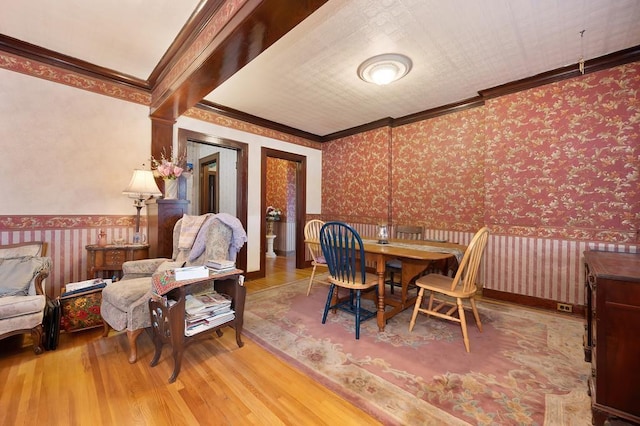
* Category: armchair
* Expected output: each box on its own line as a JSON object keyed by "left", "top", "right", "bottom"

{"left": 0, "top": 242, "right": 52, "bottom": 354}
{"left": 101, "top": 215, "right": 241, "bottom": 363}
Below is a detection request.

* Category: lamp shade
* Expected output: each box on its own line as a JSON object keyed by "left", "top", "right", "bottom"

{"left": 122, "top": 169, "right": 162, "bottom": 199}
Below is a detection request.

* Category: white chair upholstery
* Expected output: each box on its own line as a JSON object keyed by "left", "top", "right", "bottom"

{"left": 0, "top": 242, "right": 51, "bottom": 354}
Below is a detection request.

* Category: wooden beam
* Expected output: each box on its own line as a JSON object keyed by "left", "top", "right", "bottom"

{"left": 149, "top": 0, "right": 328, "bottom": 122}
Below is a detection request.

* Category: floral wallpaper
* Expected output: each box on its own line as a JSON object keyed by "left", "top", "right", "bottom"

{"left": 322, "top": 62, "right": 640, "bottom": 243}
{"left": 485, "top": 63, "right": 640, "bottom": 242}
{"left": 266, "top": 157, "right": 296, "bottom": 221}
{"left": 322, "top": 127, "right": 391, "bottom": 223}
{"left": 392, "top": 107, "right": 486, "bottom": 232}
{"left": 320, "top": 61, "right": 639, "bottom": 305}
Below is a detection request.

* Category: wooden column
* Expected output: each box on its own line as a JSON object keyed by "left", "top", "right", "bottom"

{"left": 151, "top": 117, "right": 175, "bottom": 195}
{"left": 146, "top": 199, "right": 189, "bottom": 259}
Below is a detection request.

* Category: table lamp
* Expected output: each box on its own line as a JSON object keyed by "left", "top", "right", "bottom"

{"left": 122, "top": 169, "right": 162, "bottom": 243}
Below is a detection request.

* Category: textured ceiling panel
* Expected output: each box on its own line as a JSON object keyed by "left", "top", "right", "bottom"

{"left": 206, "top": 0, "right": 640, "bottom": 135}
{"left": 1, "top": 0, "right": 639, "bottom": 136}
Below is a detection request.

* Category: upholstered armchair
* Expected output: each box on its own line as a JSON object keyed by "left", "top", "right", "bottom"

{"left": 0, "top": 242, "right": 52, "bottom": 354}
{"left": 101, "top": 214, "right": 245, "bottom": 363}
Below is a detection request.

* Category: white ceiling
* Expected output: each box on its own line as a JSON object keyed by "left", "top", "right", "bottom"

{"left": 2, "top": 0, "right": 640, "bottom": 137}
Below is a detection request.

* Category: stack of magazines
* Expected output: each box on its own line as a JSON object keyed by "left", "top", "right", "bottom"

{"left": 205, "top": 259, "right": 235, "bottom": 272}
{"left": 184, "top": 291, "right": 234, "bottom": 336}
{"left": 61, "top": 278, "right": 112, "bottom": 297}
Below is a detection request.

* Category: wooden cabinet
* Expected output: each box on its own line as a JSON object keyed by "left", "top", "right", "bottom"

{"left": 86, "top": 244, "right": 149, "bottom": 279}
{"left": 584, "top": 250, "right": 640, "bottom": 425}
{"left": 146, "top": 199, "right": 189, "bottom": 259}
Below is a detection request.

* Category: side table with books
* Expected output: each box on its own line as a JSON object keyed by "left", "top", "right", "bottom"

{"left": 148, "top": 265, "right": 245, "bottom": 383}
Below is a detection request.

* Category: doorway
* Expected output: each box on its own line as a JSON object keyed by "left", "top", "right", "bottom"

{"left": 199, "top": 153, "right": 219, "bottom": 214}
{"left": 178, "top": 128, "right": 248, "bottom": 274}
{"left": 261, "top": 148, "right": 307, "bottom": 274}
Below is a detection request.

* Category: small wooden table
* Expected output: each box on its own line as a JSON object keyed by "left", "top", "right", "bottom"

{"left": 86, "top": 244, "right": 149, "bottom": 279}
{"left": 148, "top": 269, "right": 245, "bottom": 383}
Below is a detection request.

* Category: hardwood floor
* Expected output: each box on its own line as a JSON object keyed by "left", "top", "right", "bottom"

{"left": 0, "top": 256, "right": 381, "bottom": 426}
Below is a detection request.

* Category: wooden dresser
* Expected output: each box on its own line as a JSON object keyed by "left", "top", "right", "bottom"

{"left": 86, "top": 244, "right": 149, "bottom": 280}
{"left": 583, "top": 250, "right": 640, "bottom": 425}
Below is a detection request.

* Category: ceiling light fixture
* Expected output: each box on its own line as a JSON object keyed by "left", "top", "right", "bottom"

{"left": 357, "top": 53, "right": 412, "bottom": 85}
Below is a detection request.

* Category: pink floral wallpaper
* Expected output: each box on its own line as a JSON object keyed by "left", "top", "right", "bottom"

{"left": 322, "top": 62, "right": 640, "bottom": 243}
{"left": 266, "top": 157, "right": 296, "bottom": 221}
{"left": 320, "top": 61, "right": 639, "bottom": 306}
{"left": 485, "top": 63, "right": 640, "bottom": 242}
{"left": 392, "top": 108, "right": 486, "bottom": 232}
{"left": 322, "top": 128, "right": 391, "bottom": 223}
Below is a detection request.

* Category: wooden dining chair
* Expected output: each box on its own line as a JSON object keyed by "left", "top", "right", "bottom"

{"left": 304, "top": 219, "right": 329, "bottom": 295}
{"left": 385, "top": 225, "right": 423, "bottom": 294}
{"left": 408, "top": 227, "right": 489, "bottom": 352}
{"left": 320, "top": 221, "right": 378, "bottom": 339}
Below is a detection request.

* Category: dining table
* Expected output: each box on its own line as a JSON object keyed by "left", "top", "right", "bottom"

{"left": 306, "top": 237, "right": 467, "bottom": 331}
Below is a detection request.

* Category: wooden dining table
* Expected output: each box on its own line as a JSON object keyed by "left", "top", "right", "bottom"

{"left": 306, "top": 237, "right": 467, "bottom": 331}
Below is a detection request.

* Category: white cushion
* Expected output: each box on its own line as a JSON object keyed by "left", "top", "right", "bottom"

{"left": 0, "top": 243, "right": 44, "bottom": 259}
{"left": 0, "top": 257, "right": 47, "bottom": 297}
{"left": 0, "top": 294, "right": 46, "bottom": 319}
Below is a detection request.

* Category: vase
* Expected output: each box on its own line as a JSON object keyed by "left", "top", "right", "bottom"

{"left": 164, "top": 178, "right": 178, "bottom": 199}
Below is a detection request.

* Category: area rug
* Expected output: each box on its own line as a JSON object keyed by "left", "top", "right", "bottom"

{"left": 243, "top": 276, "right": 591, "bottom": 425}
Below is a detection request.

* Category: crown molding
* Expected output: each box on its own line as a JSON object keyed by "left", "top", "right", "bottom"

{"left": 1, "top": 23, "right": 638, "bottom": 143}
{"left": 196, "top": 101, "right": 323, "bottom": 143}
{"left": 479, "top": 44, "right": 640, "bottom": 100}
{"left": 148, "top": 0, "right": 225, "bottom": 87}
{"left": 0, "top": 34, "right": 149, "bottom": 90}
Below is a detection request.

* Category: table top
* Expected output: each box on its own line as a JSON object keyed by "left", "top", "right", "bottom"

{"left": 360, "top": 238, "right": 465, "bottom": 262}
{"left": 306, "top": 237, "right": 466, "bottom": 262}
{"left": 151, "top": 268, "right": 243, "bottom": 295}
{"left": 86, "top": 243, "right": 149, "bottom": 250}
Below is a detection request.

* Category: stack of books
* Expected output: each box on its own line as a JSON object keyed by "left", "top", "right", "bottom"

{"left": 184, "top": 291, "right": 234, "bottom": 336}
{"left": 174, "top": 265, "right": 209, "bottom": 280}
{"left": 205, "top": 259, "right": 235, "bottom": 272}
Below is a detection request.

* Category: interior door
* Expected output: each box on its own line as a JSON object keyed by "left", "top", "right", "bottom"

{"left": 200, "top": 153, "right": 219, "bottom": 214}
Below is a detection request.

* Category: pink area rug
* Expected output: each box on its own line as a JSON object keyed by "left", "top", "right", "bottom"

{"left": 243, "top": 277, "right": 591, "bottom": 425}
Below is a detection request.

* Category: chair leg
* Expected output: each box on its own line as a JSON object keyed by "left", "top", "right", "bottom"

{"left": 102, "top": 320, "right": 111, "bottom": 337}
{"left": 389, "top": 270, "right": 395, "bottom": 294}
{"left": 355, "top": 290, "right": 361, "bottom": 339}
{"left": 127, "top": 329, "right": 144, "bottom": 364}
{"left": 457, "top": 298, "right": 470, "bottom": 352}
{"left": 306, "top": 264, "right": 317, "bottom": 296}
{"left": 31, "top": 324, "right": 44, "bottom": 355}
{"left": 469, "top": 297, "right": 483, "bottom": 332}
{"left": 322, "top": 284, "right": 335, "bottom": 324}
{"left": 409, "top": 287, "right": 425, "bottom": 331}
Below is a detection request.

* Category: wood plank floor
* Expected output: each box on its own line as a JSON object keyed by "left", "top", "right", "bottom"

{"left": 0, "top": 256, "right": 381, "bottom": 426}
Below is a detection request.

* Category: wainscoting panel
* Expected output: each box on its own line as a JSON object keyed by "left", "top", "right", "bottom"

{"left": 333, "top": 221, "right": 639, "bottom": 307}
{"left": 479, "top": 237, "right": 637, "bottom": 306}
{"left": 0, "top": 215, "right": 137, "bottom": 298}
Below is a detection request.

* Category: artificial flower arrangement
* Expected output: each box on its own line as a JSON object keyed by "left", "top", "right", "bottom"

{"left": 266, "top": 206, "right": 282, "bottom": 221}
{"left": 151, "top": 148, "right": 184, "bottom": 180}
